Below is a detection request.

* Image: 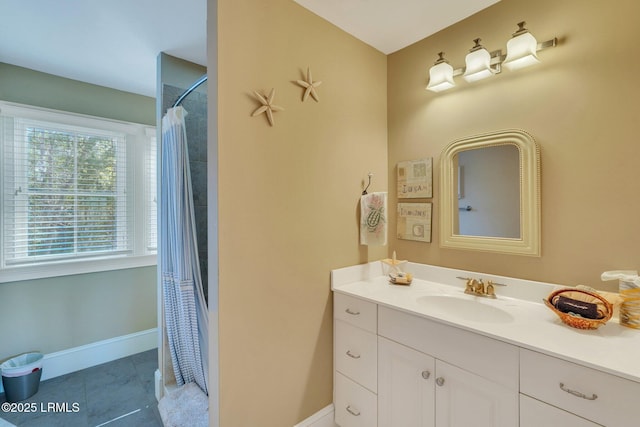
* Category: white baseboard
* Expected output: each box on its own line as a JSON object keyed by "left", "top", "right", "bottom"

{"left": 0, "top": 328, "right": 157, "bottom": 394}
{"left": 155, "top": 368, "right": 163, "bottom": 402}
{"left": 294, "top": 404, "right": 337, "bottom": 427}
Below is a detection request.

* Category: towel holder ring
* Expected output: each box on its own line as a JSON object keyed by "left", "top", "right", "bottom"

{"left": 362, "top": 173, "right": 373, "bottom": 195}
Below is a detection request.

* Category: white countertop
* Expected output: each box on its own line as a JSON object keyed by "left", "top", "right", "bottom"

{"left": 331, "top": 261, "right": 640, "bottom": 383}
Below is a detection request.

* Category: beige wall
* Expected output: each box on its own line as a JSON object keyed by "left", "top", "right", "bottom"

{"left": 389, "top": 0, "right": 640, "bottom": 290}
{"left": 215, "top": 0, "right": 387, "bottom": 425}
{"left": 213, "top": 0, "right": 640, "bottom": 424}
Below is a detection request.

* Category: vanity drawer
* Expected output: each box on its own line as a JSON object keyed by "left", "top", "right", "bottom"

{"left": 520, "top": 394, "right": 601, "bottom": 427}
{"left": 334, "top": 372, "right": 377, "bottom": 427}
{"left": 520, "top": 349, "right": 640, "bottom": 426}
{"left": 378, "top": 305, "right": 519, "bottom": 390}
{"left": 334, "top": 293, "right": 377, "bottom": 333}
{"left": 335, "top": 319, "right": 377, "bottom": 393}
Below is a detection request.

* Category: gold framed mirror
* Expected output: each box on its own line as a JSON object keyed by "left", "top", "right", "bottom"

{"left": 440, "top": 129, "right": 541, "bottom": 256}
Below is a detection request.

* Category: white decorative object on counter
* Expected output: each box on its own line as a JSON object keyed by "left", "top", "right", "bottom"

{"left": 602, "top": 270, "right": 640, "bottom": 329}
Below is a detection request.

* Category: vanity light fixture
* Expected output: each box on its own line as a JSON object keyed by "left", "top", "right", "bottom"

{"left": 503, "top": 22, "right": 540, "bottom": 70}
{"left": 426, "top": 52, "right": 455, "bottom": 92}
{"left": 426, "top": 21, "right": 557, "bottom": 93}
{"left": 463, "top": 38, "right": 498, "bottom": 82}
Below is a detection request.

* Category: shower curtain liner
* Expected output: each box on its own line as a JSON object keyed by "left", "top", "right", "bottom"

{"left": 160, "top": 106, "right": 208, "bottom": 394}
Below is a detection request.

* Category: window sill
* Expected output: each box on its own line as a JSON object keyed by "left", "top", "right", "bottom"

{"left": 0, "top": 254, "right": 157, "bottom": 283}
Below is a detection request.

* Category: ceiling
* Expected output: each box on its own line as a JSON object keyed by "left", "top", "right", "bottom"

{"left": 0, "top": 0, "right": 499, "bottom": 98}
{"left": 295, "top": 0, "right": 499, "bottom": 55}
{"left": 0, "top": 0, "right": 207, "bottom": 98}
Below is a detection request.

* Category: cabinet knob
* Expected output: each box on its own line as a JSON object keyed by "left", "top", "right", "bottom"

{"left": 421, "top": 370, "right": 431, "bottom": 380}
{"left": 346, "top": 405, "right": 361, "bottom": 417}
{"left": 436, "top": 377, "right": 445, "bottom": 386}
{"left": 345, "top": 308, "right": 360, "bottom": 316}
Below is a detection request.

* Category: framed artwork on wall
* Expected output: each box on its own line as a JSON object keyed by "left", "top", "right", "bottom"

{"left": 397, "top": 158, "right": 433, "bottom": 199}
{"left": 397, "top": 203, "right": 432, "bottom": 242}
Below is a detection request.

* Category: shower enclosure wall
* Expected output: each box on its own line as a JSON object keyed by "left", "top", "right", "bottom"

{"left": 155, "top": 53, "right": 208, "bottom": 397}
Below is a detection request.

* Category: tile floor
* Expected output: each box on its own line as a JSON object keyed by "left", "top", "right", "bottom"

{"left": 0, "top": 349, "right": 161, "bottom": 427}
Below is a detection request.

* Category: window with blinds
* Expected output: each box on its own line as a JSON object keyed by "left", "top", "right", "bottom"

{"left": 0, "top": 102, "right": 157, "bottom": 281}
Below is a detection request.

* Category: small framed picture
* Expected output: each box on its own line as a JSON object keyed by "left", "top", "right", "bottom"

{"left": 397, "top": 203, "right": 432, "bottom": 242}
{"left": 397, "top": 158, "right": 432, "bottom": 199}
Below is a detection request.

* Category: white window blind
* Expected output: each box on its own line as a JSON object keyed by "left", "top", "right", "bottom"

{"left": 0, "top": 102, "right": 156, "bottom": 282}
{"left": 146, "top": 134, "right": 158, "bottom": 251}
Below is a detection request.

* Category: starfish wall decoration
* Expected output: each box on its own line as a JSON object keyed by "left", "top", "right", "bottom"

{"left": 251, "top": 88, "right": 284, "bottom": 126}
{"left": 296, "top": 67, "right": 322, "bottom": 102}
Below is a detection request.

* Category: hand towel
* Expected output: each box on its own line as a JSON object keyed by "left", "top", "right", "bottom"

{"left": 360, "top": 192, "right": 387, "bottom": 246}
{"left": 553, "top": 295, "right": 600, "bottom": 319}
{"left": 552, "top": 292, "right": 607, "bottom": 319}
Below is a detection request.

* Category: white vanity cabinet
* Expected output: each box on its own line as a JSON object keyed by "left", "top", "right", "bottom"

{"left": 520, "top": 394, "right": 602, "bottom": 427}
{"left": 520, "top": 348, "right": 640, "bottom": 426}
{"left": 332, "top": 262, "right": 640, "bottom": 427}
{"left": 333, "top": 293, "right": 520, "bottom": 427}
{"left": 378, "top": 337, "right": 518, "bottom": 427}
{"left": 377, "top": 306, "right": 519, "bottom": 427}
{"left": 333, "top": 294, "right": 378, "bottom": 427}
{"left": 434, "top": 359, "right": 518, "bottom": 427}
{"left": 378, "top": 336, "right": 435, "bottom": 427}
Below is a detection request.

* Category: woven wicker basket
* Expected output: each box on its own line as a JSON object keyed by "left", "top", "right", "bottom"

{"left": 544, "top": 288, "right": 613, "bottom": 330}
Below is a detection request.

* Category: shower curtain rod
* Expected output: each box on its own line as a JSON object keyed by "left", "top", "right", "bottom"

{"left": 172, "top": 74, "right": 208, "bottom": 108}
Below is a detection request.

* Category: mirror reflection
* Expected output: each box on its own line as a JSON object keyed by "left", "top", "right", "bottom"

{"left": 455, "top": 144, "right": 520, "bottom": 238}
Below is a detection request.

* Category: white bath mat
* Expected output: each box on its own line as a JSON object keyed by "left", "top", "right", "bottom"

{"left": 158, "top": 382, "right": 208, "bottom": 427}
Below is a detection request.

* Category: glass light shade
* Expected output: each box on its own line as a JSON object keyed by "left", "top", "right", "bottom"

{"left": 503, "top": 32, "right": 539, "bottom": 70}
{"left": 463, "top": 48, "right": 494, "bottom": 82}
{"left": 426, "top": 62, "right": 455, "bottom": 92}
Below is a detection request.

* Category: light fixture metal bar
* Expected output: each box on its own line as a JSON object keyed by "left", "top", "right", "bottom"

{"left": 489, "top": 50, "right": 504, "bottom": 72}
{"left": 537, "top": 37, "right": 558, "bottom": 50}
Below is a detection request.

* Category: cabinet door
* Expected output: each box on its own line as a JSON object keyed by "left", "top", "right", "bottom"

{"left": 378, "top": 337, "right": 435, "bottom": 427}
{"left": 520, "top": 394, "right": 602, "bottom": 427}
{"left": 435, "top": 360, "right": 518, "bottom": 427}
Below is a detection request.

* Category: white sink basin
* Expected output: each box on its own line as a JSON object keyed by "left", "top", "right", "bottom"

{"left": 416, "top": 295, "right": 515, "bottom": 323}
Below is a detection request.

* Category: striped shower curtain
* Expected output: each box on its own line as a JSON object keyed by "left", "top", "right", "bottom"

{"left": 160, "top": 106, "right": 208, "bottom": 394}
